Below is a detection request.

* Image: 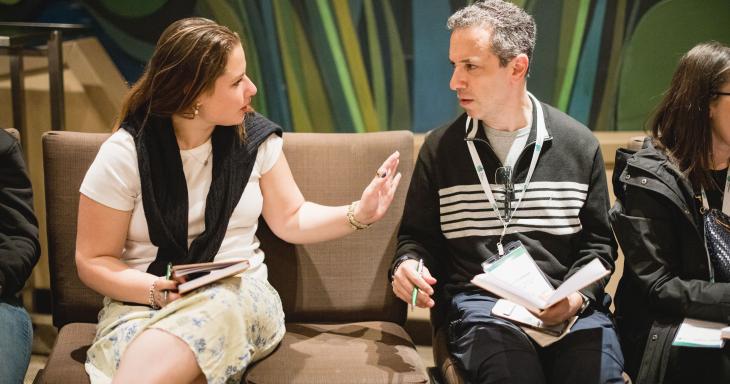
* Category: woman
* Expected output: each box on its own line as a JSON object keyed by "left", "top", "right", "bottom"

{"left": 611, "top": 41, "right": 730, "bottom": 383}
{"left": 77, "top": 18, "right": 401, "bottom": 383}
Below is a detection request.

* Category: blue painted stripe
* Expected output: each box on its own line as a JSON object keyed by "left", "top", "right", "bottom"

{"left": 412, "top": 1, "right": 458, "bottom": 132}
{"left": 256, "top": 1, "right": 293, "bottom": 131}
{"left": 568, "top": 0, "right": 607, "bottom": 125}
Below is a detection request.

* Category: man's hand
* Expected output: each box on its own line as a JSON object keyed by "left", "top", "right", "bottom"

{"left": 391, "top": 259, "right": 437, "bottom": 308}
{"left": 535, "top": 291, "right": 584, "bottom": 325}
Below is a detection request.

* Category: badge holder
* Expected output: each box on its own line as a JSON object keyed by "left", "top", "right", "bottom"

{"left": 482, "top": 240, "right": 525, "bottom": 272}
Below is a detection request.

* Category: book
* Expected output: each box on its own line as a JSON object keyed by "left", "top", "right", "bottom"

{"left": 470, "top": 243, "right": 610, "bottom": 313}
{"left": 672, "top": 318, "right": 726, "bottom": 348}
{"left": 491, "top": 299, "right": 569, "bottom": 336}
{"left": 172, "top": 259, "right": 250, "bottom": 294}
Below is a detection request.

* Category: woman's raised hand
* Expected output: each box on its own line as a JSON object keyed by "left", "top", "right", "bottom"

{"left": 354, "top": 151, "right": 402, "bottom": 225}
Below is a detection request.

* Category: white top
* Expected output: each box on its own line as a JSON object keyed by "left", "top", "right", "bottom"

{"left": 80, "top": 129, "right": 283, "bottom": 281}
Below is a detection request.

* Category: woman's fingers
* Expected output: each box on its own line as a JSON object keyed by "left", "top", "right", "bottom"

{"left": 375, "top": 151, "right": 400, "bottom": 179}
{"left": 154, "top": 278, "right": 181, "bottom": 307}
{"left": 156, "top": 279, "right": 178, "bottom": 291}
{"left": 164, "top": 291, "right": 183, "bottom": 304}
{"left": 358, "top": 152, "right": 402, "bottom": 225}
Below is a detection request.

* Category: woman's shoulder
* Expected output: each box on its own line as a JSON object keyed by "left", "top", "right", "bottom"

{"left": 81, "top": 129, "right": 141, "bottom": 211}
{"left": 96, "top": 129, "right": 138, "bottom": 162}
{"left": 105, "top": 128, "right": 135, "bottom": 148}
{"left": 256, "top": 133, "right": 283, "bottom": 174}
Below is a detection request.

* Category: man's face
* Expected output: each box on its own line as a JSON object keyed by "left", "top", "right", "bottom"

{"left": 449, "top": 26, "right": 513, "bottom": 122}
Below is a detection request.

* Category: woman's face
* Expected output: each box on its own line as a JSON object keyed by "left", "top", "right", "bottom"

{"left": 711, "top": 79, "right": 730, "bottom": 147}
{"left": 196, "top": 43, "right": 257, "bottom": 126}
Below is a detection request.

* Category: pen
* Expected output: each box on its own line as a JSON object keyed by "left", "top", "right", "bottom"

{"left": 164, "top": 262, "right": 172, "bottom": 304}
{"left": 411, "top": 259, "right": 424, "bottom": 310}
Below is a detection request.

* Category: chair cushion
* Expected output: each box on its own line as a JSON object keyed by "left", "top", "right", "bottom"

{"left": 43, "top": 131, "right": 109, "bottom": 327}
{"left": 262, "top": 131, "right": 413, "bottom": 324}
{"left": 37, "top": 322, "right": 95, "bottom": 384}
{"left": 433, "top": 326, "right": 464, "bottom": 384}
{"left": 245, "top": 321, "right": 428, "bottom": 383}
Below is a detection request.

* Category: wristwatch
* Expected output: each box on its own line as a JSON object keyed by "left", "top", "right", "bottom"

{"left": 390, "top": 255, "right": 417, "bottom": 280}
{"left": 578, "top": 292, "right": 590, "bottom": 315}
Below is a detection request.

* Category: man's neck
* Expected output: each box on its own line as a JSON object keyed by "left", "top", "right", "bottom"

{"left": 480, "top": 92, "right": 532, "bottom": 132}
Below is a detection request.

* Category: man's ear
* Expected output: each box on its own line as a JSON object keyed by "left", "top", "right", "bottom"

{"left": 511, "top": 54, "right": 529, "bottom": 80}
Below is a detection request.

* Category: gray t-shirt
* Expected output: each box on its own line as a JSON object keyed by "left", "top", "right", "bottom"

{"left": 484, "top": 123, "right": 531, "bottom": 168}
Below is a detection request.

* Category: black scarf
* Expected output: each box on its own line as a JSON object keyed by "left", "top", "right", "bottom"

{"left": 121, "top": 112, "right": 282, "bottom": 276}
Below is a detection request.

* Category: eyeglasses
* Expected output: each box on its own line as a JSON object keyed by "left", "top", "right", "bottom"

{"left": 495, "top": 166, "right": 514, "bottom": 220}
{"left": 714, "top": 92, "right": 730, "bottom": 97}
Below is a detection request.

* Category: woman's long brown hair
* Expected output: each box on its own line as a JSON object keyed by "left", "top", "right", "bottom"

{"left": 651, "top": 41, "right": 730, "bottom": 190}
{"left": 115, "top": 17, "right": 245, "bottom": 139}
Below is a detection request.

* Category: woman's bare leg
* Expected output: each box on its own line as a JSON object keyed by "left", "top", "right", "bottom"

{"left": 113, "top": 329, "right": 203, "bottom": 384}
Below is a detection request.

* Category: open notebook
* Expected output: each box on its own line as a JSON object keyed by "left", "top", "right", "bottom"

{"left": 173, "top": 259, "right": 250, "bottom": 294}
{"left": 471, "top": 242, "right": 609, "bottom": 313}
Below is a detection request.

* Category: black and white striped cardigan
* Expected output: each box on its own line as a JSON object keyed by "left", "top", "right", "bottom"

{"left": 394, "top": 101, "right": 617, "bottom": 327}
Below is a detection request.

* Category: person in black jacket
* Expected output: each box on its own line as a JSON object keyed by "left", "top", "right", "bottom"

{"left": 0, "top": 129, "right": 40, "bottom": 383}
{"left": 610, "top": 41, "right": 730, "bottom": 383}
{"left": 390, "top": 1, "right": 623, "bottom": 383}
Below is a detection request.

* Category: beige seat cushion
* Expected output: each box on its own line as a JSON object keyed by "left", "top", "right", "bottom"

{"left": 38, "top": 322, "right": 427, "bottom": 384}
{"left": 36, "top": 323, "right": 95, "bottom": 384}
{"left": 245, "top": 321, "right": 428, "bottom": 383}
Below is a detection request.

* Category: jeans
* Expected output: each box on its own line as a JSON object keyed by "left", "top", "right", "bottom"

{"left": 448, "top": 291, "right": 624, "bottom": 384}
{"left": 0, "top": 297, "right": 33, "bottom": 384}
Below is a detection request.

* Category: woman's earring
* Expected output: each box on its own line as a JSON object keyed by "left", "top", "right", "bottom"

{"left": 182, "top": 103, "right": 201, "bottom": 119}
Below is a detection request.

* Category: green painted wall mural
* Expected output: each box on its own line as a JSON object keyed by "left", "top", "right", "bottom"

{"left": 2, "top": 0, "right": 729, "bottom": 132}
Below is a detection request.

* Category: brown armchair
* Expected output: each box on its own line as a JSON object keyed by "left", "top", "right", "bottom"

{"left": 35, "top": 130, "right": 428, "bottom": 383}
{"left": 4, "top": 128, "right": 20, "bottom": 141}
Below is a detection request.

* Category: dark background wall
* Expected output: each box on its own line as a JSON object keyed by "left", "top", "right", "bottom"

{"left": 2, "top": 0, "right": 729, "bottom": 132}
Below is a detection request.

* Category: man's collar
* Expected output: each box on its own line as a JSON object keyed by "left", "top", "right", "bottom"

{"left": 463, "top": 96, "right": 553, "bottom": 143}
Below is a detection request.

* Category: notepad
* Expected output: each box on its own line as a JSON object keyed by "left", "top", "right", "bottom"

{"left": 672, "top": 318, "right": 726, "bottom": 348}
{"left": 173, "top": 259, "right": 250, "bottom": 294}
{"left": 471, "top": 242, "right": 609, "bottom": 313}
{"left": 722, "top": 326, "right": 730, "bottom": 340}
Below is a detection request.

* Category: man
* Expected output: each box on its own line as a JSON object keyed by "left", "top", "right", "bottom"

{"left": 0, "top": 129, "right": 40, "bottom": 383}
{"left": 390, "top": 1, "right": 624, "bottom": 383}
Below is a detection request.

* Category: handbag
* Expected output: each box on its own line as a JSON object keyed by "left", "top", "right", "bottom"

{"left": 703, "top": 207, "right": 730, "bottom": 283}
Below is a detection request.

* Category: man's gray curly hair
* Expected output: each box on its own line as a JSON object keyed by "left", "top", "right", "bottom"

{"left": 447, "top": 0, "right": 536, "bottom": 67}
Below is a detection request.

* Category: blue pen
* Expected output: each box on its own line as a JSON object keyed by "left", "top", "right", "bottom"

{"left": 411, "top": 259, "right": 424, "bottom": 310}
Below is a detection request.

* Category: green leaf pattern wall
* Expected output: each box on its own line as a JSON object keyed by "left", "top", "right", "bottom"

{"left": 2, "top": 0, "right": 729, "bottom": 131}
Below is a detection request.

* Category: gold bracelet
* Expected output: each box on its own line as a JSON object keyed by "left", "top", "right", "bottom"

{"left": 347, "top": 201, "right": 371, "bottom": 230}
{"left": 148, "top": 280, "right": 160, "bottom": 309}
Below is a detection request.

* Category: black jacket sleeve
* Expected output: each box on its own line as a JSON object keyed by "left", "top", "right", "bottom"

{"left": 392, "top": 139, "right": 448, "bottom": 281}
{"left": 0, "top": 131, "right": 40, "bottom": 298}
{"left": 567, "top": 145, "right": 617, "bottom": 303}
{"left": 614, "top": 183, "right": 730, "bottom": 322}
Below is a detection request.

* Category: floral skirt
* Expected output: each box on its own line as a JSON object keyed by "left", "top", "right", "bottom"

{"left": 85, "top": 275, "right": 285, "bottom": 384}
